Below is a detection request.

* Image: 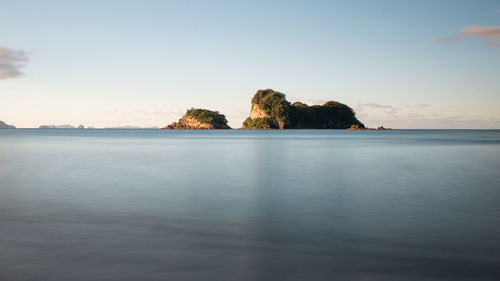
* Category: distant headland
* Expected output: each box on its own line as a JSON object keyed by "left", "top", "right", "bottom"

{"left": 0, "top": 120, "right": 16, "bottom": 129}
{"left": 39, "top": 124, "right": 81, "bottom": 129}
{"left": 38, "top": 125, "right": 158, "bottom": 129}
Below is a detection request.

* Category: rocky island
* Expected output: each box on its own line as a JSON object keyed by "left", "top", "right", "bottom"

{"left": 242, "top": 89, "right": 364, "bottom": 129}
{"left": 162, "top": 108, "right": 231, "bottom": 129}
{"left": 0, "top": 120, "right": 16, "bottom": 129}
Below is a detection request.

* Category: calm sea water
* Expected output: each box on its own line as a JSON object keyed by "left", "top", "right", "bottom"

{"left": 1, "top": 129, "right": 499, "bottom": 281}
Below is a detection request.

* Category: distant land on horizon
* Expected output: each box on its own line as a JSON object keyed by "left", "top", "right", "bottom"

{"left": 39, "top": 125, "right": 79, "bottom": 129}
{"left": 37, "top": 125, "right": 159, "bottom": 129}
{"left": 103, "top": 126, "right": 159, "bottom": 129}
{"left": 0, "top": 120, "right": 16, "bottom": 129}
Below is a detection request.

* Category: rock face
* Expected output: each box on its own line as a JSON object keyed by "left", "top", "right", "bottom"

{"left": 242, "top": 89, "right": 364, "bottom": 129}
{"left": 347, "top": 124, "right": 365, "bottom": 130}
{"left": 163, "top": 108, "right": 231, "bottom": 129}
{"left": 0, "top": 120, "right": 15, "bottom": 129}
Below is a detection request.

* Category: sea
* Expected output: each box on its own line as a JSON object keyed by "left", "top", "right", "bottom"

{"left": 1, "top": 129, "right": 499, "bottom": 281}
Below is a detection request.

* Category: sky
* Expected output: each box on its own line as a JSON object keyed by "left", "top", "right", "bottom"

{"left": 0, "top": 0, "right": 499, "bottom": 129}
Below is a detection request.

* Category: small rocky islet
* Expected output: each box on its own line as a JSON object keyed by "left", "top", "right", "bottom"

{"left": 162, "top": 89, "right": 390, "bottom": 130}
{"left": 162, "top": 108, "right": 231, "bottom": 129}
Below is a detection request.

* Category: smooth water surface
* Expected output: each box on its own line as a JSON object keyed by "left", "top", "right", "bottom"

{"left": 1, "top": 129, "right": 499, "bottom": 281}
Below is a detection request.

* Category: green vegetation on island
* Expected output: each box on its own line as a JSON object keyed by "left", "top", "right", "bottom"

{"left": 242, "top": 89, "right": 364, "bottom": 129}
{"left": 163, "top": 108, "right": 231, "bottom": 129}
{"left": 185, "top": 108, "right": 229, "bottom": 126}
{"left": 251, "top": 90, "right": 289, "bottom": 124}
{"left": 242, "top": 117, "right": 275, "bottom": 129}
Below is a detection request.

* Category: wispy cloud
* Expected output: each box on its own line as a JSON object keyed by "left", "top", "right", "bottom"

{"left": 436, "top": 25, "right": 500, "bottom": 47}
{"left": 305, "top": 99, "right": 328, "bottom": 105}
{"left": 461, "top": 26, "right": 500, "bottom": 38}
{"left": 93, "top": 108, "right": 187, "bottom": 127}
{"left": 404, "top": 103, "right": 431, "bottom": 109}
{"left": 462, "top": 26, "right": 500, "bottom": 46}
{"left": 357, "top": 103, "right": 394, "bottom": 109}
{"left": 355, "top": 101, "right": 499, "bottom": 128}
{"left": 0, "top": 44, "right": 29, "bottom": 80}
{"left": 288, "top": 98, "right": 328, "bottom": 106}
{"left": 133, "top": 109, "right": 185, "bottom": 117}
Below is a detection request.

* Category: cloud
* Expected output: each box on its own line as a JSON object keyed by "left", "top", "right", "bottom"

{"left": 461, "top": 26, "right": 500, "bottom": 46}
{"left": 134, "top": 109, "right": 185, "bottom": 117}
{"left": 461, "top": 26, "right": 500, "bottom": 38}
{"left": 436, "top": 25, "right": 500, "bottom": 47}
{"left": 305, "top": 99, "right": 328, "bottom": 105}
{"left": 0, "top": 44, "right": 30, "bottom": 80}
{"left": 357, "top": 103, "right": 395, "bottom": 109}
{"left": 405, "top": 103, "right": 431, "bottom": 109}
{"left": 287, "top": 98, "right": 328, "bottom": 106}
{"left": 356, "top": 102, "right": 431, "bottom": 113}
{"left": 358, "top": 110, "right": 500, "bottom": 129}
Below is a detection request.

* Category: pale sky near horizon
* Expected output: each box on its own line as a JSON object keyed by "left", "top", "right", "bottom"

{"left": 1, "top": 0, "right": 499, "bottom": 128}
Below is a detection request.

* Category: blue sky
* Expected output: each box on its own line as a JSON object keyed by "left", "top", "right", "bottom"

{"left": 1, "top": 0, "right": 499, "bottom": 128}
